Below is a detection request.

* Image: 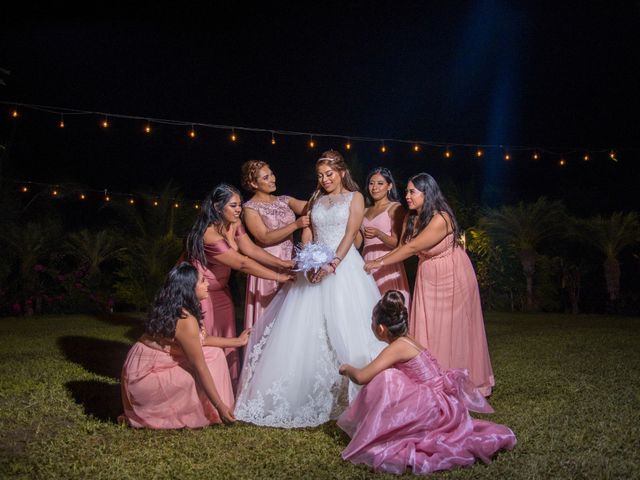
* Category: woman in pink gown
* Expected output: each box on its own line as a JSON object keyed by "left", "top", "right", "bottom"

{"left": 359, "top": 167, "right": 410, "bottom": 306}
{"left": 338, "top": 290, "right": 515, "bottom": 475}
{"left": 120, "top": 262, "right": 251, "bottom": 428}
{"left": 365, "top": 173, "right": 494, "bottom": 396}
{"left": 185, "top": 183, "right": 295, "bottom": 391}
{"left": 240, "top": 160, "right": 309, "bottom": 329}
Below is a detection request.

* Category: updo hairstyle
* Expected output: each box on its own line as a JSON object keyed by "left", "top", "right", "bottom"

{"left": 372, "top": 290, "right": 408, "bottom": 337}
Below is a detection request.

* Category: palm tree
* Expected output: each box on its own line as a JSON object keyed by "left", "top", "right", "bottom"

{"left": 66, "top": 230, "right": 125, "bottom": 277}
{"left": 480, "top": 197, "right": 566, "bottom": 310}
{"left": 579, "top": 212, "right": 640, "bottom": 304}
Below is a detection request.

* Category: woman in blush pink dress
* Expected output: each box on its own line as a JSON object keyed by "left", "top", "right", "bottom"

{"left": 240, "top": 160, "right": 309, "bottom": 329}
{"left": 338, "top": 290, "right": 515, "bottom": 475}
{"left": 365, "top": 173, "right": 494, "bottom": 396}
{"left": 359, "top": 167, "right": 410, "bottom": 306}
{"left": 185, "top": 183, "right": 295, "bottom": 391}
{"left": 120, "top": 262, "right": 251, "bottom": 429}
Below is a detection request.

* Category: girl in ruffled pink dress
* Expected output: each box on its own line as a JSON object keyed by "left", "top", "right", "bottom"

{"left": 120, "top": 262, "right": 251, "bottom": 429}
{"left": 240, "top": 160, "right": 309, "bottom": 329}
{"left": 185, "top": 183, "right": 295, "bottom": 390}
{"left": 359, "top": 167, "right": 410, "bottom": 306}
{"left": 365, "top": 173, "right": 494, "bottom": 396}
{"left": 338, "top": 290, "right": 516, "bottom": 475}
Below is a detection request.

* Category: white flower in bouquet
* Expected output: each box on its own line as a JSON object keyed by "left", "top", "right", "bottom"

{"left": 292, "top": 242, "right": 335, "bottom": 273}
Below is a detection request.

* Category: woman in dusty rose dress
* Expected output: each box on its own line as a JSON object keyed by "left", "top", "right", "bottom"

{"left": 365, "top": 173, "right": 494, "bottom": 396}
{"left": 240, "top": 160, "right": 309, "bottom": 329}
{"left": 359, "top": 167, "right": 410, "bottom": 306}
{"left": 120, "top": 262, "right": 251, "bottom": 428}
{"left": 338, "top": 290, "right": 515, "bottom": 475}
{"left": 185, "top": 184, "right": 295, "bottom": 391}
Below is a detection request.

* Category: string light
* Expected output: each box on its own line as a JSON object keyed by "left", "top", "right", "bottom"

{"left": 189, "top": 125, "right": 196, "bottom": 138}
{"left": 559, "top": 159, "right": 566, "bottom": 167}
{"left": 309, "top": 136, "right": 315, "bottom": 148}
{"left": 11, "top": 109, "right": 18, "bottom": 118}
{"left": 444, "top": 149, "right": 451, "bottom": 159}
{"left": 105, "top": 195, "right": 111, "bottom": 202}
{"left": 533, "top": 152, "right": 539, "bottom": 160}
{"left": 476, "top": 148, "right": 483, "bottom": 158}
{"left": 504, "top": 152, "right": 511, "bottom": 161}
{"left": 194, "top": 204, "right": 200, "bottom": 209}
{"left": 59, "top": 115, "right": 65, "bottom": 129}
{"left": 128, "top": 198, "right": 135, "bottom": 205}
{"left": 413, "top": 144, "right": 421, "bottom": 152}
{"left": 101, "top": 117, "right": 109, "bottom": 128}
{"left": 271, "top": 132, "right": 276, "bottom": 145}
{"left": 52, "top": 189, "right": 59, "bottom": 196}
{"left": 610, "top": 150, "right": 618, "bottom": 162}
{"left": 380, "top": 142, "right": 387, "bottom": 153}
{"left": 230, "top": 129, "right": 237, "bottom": 142}
{"left": 174, "top": 202, "right": 180, "bottom": 208}
{"left": 153, "top": 200, "right": 159, "bottom": 207}
{"left": 345, "top": 139, "right": 352, "bottom": 150}
{"left": 80, "top": 193, "right": 86, "bottom": 200}
{"left": 583, "top": 154, "right": 590, "bottom": 161}
{"left": 144, "top": 121, "right": 152, "bottom": 134}
{"left": 21, "top": 186, "right": 29, "bottom": 193}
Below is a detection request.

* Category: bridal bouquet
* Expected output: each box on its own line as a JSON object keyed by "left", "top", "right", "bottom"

{"left": 292, "top": 242, "right": 335, "bottom": 273}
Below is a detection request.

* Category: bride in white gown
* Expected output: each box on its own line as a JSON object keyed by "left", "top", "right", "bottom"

{"left": 234, "top": 150, "right": 386, "bottom": 428}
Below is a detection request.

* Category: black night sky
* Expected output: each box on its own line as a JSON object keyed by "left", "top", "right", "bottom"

{"left": 1, "top": 2, "right": 639, "bottom": 215}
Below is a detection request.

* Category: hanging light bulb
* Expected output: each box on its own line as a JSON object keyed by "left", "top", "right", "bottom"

{"left": 504, "top": 152, "right": 511, "bottom": 161}
{"left": 101, "top": 117, "right": 109, "bottom": 128}
{"left": 80, "top": 193, "right": 86, "bottom": 200}
{"left": 128, "top": 198, "right": 135, "bottom": 205}
{"left": 559, "top": 159, "right": 566, "bottom": 166}
{"left": 105, "top": 195, "right": 111, "bottom": 202}
{"left": 583, "top": 153, "right": 590, "bottom": 161}
{"left": 144, "top": 121, "right": 152, "bottom": 134}
{"left": 413, "top": 144, "right": 421, "bottom": 152}
{"left": 11, "top": 109, "right": 18, "bottom": 118}
{"left": 52, "top": 189, "right": 59, "bottom": 197}
{"left": 309, "top": 136, "right": 315, "bottom": 148}
{"left": 189, "top": 125, "right": 196, "bottom": 138}
{"left": 271, "top": 132, "right": 276, "bottom": 145}
{"left": 153, "top": 200, "right": 159, "bottom": 207}
{"left": 380, "top": 142, "right": 387, "bottom": 153}
{"left": 174, "top": 202, "right": 180, "bottom": 208}
{"left": 444, "top": 149, "right": 451, "bottom": 158}
{"left": 194, "top": 204, "right": 200, "bottom": 209}
{"left": 476, "top": 148, "right": 483, "bottom": 157}
{"left": 532, "top": 152, "right": 539, "bottom": 160}
{"left": 230, "top": 129, "right": 237, "bottom": 142}
{"left": 345, "top": 139, "right": 352, "bottom": 150}
{"left": 610, "top": 150, "right": 618, "bottom": 162}
{"left": 21, "top": 186, "right": 29, "bottom": 193}
{"left": 59, "top": 115, "right": 65, "bottom": 128}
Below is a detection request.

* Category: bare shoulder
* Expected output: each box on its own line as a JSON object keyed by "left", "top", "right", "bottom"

{"left": 175, "top": 311, "right": 200, "bottom": 337}
{"left": 350, "top": 191, "right": 365, "bottom": 205}
{"left": 203, "top": 225, "right": 223, "bottom": 244}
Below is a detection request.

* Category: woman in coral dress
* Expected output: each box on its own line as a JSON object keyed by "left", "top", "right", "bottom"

{"left": 120, "top": 262, "right": 251, "bottom": 429}
{"left": 365, "top": 173, "right": 494, "bottom": 396}
{"left": 241, "top": 160, "right": 309, "bottom": 329}
{"left": 338, "top": 290, "right": 515, "bottom": 474}
{"left": 185, "top": 183, "right": 295, "bottom": 391}
{"left": 359, "top": 167, "right": 410, "bottom": 306}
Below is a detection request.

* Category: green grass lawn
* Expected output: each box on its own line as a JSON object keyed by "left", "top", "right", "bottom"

{"left": 1, "top": 312, "right": 639, "bottom": 479}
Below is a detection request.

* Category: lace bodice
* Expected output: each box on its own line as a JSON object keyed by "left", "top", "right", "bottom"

{"left": 311, "top": 191, "right": 354, "bottom": 251}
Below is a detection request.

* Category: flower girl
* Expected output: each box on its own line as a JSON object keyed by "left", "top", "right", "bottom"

{"left": 338, "top": 290, "right": 516, "bottom": 475}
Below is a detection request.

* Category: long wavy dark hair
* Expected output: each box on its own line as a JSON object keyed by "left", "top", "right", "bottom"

{"left": 308, "top": 150, "right": 360, "bottom": 210}
{"left": 144, "top": 262, "right": 203, "bottom": 338}
{"left": 372, "top": 290, "right": 409, "bottom": 338}
{"left": 185, "top": 183, "right": 241, "bottom": 267}
{"left": 364, "top": 167, "right": 400, "bottom": 206}
{"left": 402, "top": 173, "right": 459, "bottom": 245}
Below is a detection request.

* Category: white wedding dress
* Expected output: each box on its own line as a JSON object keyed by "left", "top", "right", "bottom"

{"left": 234, "top": 191, "right": 386, "bottom": 428}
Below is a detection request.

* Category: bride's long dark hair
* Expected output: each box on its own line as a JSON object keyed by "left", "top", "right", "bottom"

{"left": 402, "top": 173, "right": 459, "bottom": 245}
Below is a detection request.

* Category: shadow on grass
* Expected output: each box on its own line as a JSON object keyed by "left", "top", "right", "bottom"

{"left": 66, "top": 380, "right": 122, "bottom": 423}
{"left": 95, "top": 312, "right": 145, "bottom": 342}
{"left": 58, "top": 336, "right": 131, "bottom": 379}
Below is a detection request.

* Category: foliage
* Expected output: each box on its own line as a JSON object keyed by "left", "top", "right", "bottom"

{"left": 1, "top": 312, "right": 639, "bottom": 479}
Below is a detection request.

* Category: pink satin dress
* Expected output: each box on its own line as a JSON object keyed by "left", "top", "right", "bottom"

{"left": 194, "top": 224, "right": 246, "bottom": 391}
{"left": 362, "top": 203, "right": 410, "bottom": 307}
{"left": 243, "top": 195, "right": 295, "bottom": 329}
{"left": 337, "top": 338, "right": 515, "bottom": 474}
{"left": 121, "top": 330, "right": 234, "bottom": 429}
{"left": 409, "top": 233, "right": 495, "bottom": 396}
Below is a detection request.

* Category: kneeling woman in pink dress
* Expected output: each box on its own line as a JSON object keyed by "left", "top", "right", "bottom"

{"left": 365, "top": 173, "right": 495, "bottom": 396}
{"left": 360, "top": 167, "right": 410, "bottom": 306}
{"left": 338, "top": 290, "right": 516, "bottom": 475}
{"left": 120, "top": 262, "right": 250, "bottom": 429}
{"left": 185, "top": 183, "right": 295, "bottom": 390}
{"left": 240, "top": 159, "right": 309, "bottom": 329}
